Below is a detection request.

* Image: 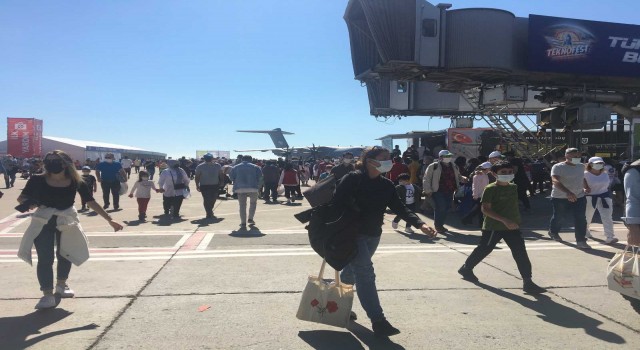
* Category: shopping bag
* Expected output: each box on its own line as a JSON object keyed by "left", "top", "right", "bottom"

{"left": 118, "top": 182, "right": 128, "bottom": 196}
{"left": 277, "top": 185, "right": 285, "bottom": 196}
{"left": 607, "top": 246, "right": 639, "bottom": 298}
{"left": 296, "top": 259, "right": 354, "bottom": 328}
{"left": 632, "top": 248, "right": 640, "bottom": 294}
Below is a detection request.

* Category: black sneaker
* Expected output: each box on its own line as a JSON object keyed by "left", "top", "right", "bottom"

{"left": 248, "top": 219, "right": 255, "bottom": 225}
{"left": 458, "top": 265, "right": 479, "bottom": 283}
{"left": 103, "top": 204, "right": 109, "bottom": 209}
{"left": 372, "top": 319, "right": 401, "bottom": 337}
{"left": 523, "top": 280, "right": 547, "bottom": 294}
{"left": 349, "top": 311, "right": 357, "bottom": 320}
{"left": 548, "top": 232, "right": 563, "bottom": 242}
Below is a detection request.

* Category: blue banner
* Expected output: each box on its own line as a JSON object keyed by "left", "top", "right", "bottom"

{"left": 528, "top": 14, "right": 640, "bottom": 77}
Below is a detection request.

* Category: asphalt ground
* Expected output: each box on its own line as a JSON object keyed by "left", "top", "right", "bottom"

{"left": 0, "top": 173, "right": 639, "bottom": 349}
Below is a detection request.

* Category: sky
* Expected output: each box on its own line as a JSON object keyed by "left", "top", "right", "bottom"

{"left": 2, "top": 0, "right": 639, "bottom": 159}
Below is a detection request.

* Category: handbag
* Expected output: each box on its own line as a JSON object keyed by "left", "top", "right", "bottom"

{"left": 296, "top": 259, "right": 354, "bottom": 328}
{"left": 607, "top": 246, "right": 640, "bottom": 298}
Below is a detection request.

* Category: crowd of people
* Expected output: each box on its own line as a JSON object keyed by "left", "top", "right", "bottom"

{"left": 10, "top": 144, "right": 640, "bottom": 337}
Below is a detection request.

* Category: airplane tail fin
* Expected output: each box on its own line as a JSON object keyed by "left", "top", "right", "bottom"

{"left": 268, "top": 129, "right": 289, "bottom": 149}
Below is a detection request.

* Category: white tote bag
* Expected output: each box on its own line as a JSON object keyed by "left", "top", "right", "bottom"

{"left": 607, "top": 246, "right": 639, "bottom": 298}
{"left": 296, "top": 260, "right": 354, "bottom": 328}
{"left": 632, "top": 248, "right": 640, "bottom": 294}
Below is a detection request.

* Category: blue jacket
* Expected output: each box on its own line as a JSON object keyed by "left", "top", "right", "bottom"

{"left": 230, "top": 162, "right": 262, "bottom": 192}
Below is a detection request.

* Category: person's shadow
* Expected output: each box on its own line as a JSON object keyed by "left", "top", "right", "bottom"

{"left": 0, "top": 309, "right": 99, "bottom": 349}
{"left": 298, "top": 321, "right": 406, "bottom": 350}
{"left": 229, "top": 226, "right": 266, "bottom": 237}
{"left": 476, "top": 282, "right": 626, "bottom": 344}
{"left": 190, "top": 217, "right": 225, "bottom": 227}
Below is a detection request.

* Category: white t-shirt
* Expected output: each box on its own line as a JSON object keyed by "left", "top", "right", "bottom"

{"left": 551, "top": 162, "right": 586, "bottom": 199}
{"left": 120, "top": 159, "right": 133, "bottom": 168}
{"left": 405, "top": 184, "right": 415, "bottom": 205}
{"left": 584, "top": 171, "right": 610, "bottom": 195}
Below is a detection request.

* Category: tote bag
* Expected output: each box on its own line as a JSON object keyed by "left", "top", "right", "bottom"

{"left": 607, "top": 246, "right": 639, "bottom": 298}
{"left": 296, "top": 259, "right": 354, "bottom": 328}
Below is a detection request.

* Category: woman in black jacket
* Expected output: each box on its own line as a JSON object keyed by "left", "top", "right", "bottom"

{"left": 333, "top": 146, "right": 436, "bottom": 337}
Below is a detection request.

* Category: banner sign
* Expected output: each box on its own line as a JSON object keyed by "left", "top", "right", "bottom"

{"left": 528, "top": 14, "right": 640, "bottom": 77}
{"left": 7, "top": 118, "right": 43, "bottom": 158}
{"left": 196, "top": 150, "right": 231, "bottom": 159}
{"left": 447, "top": 128, "right": 498, "bottom": 160}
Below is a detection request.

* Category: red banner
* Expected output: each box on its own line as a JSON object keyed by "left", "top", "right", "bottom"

{"left": 7, "top": 118, "right": 43, "bottom": 158}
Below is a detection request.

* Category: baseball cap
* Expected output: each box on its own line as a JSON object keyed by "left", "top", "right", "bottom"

{"left": 203, "top": 153, "right": 214, "bottom": 160}
{"left": 82, "top": 166, "right": 91, "bottom": 171}
{"left": 565, "top": 148, "right": 579, "bottom": 154}
{"left": 438, "top": 150, "right": 452, "bottom": 157}
{"left": 488, "top": 151, "right": 502, "bottom": 158}
{"left": 588, "top": 157, "right": 604, "bottom": 164}
{"left": 480, "top": 161, "right": 493, "bottom": 169}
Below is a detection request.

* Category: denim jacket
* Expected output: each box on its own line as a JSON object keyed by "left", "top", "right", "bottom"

{"left": 230, "top": 162, "right": 262, "bottom": 192}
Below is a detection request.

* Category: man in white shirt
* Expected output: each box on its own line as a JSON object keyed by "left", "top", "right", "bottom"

{"left": 120, "top": 156, "right": 133, "bottom": 179}
{"left": 548, "top": 148, "right": 589, "bottom": 249}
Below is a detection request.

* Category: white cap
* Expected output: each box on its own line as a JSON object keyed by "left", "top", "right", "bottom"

{"left": 489, "top": 151, "right": 502, "bottom": 158}
{"left": 480, "top": 161, "right": 493, "bottom": 169}
{"left": 438, "top": 150, "right": 452, "bottom": 157}
{"left": 588, "top": 157, "right": 604, "bottom": 164}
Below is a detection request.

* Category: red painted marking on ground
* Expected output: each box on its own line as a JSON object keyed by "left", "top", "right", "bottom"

{"left": 179, "top": 232, "right": 207, "bottom": 251}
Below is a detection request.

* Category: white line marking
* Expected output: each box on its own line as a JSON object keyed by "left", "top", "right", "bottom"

{"left": 196, "top": 233, "right": 215, "bottom": 251}
{"left": 173, "top": 234, "right": 192, "bottom": 248}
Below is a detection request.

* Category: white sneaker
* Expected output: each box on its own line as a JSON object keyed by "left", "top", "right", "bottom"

{"left": 405, "top": 227, "right": 414, "bottom": 234}
{"left": 605, "top": 237, "right": 619, "bottom": 245}
{"left": 35, "top": 295, "right": 56, "bottom": 309}
{"left": 391, "top": 222, "right": 398, "bottom": 229}
{"left": 55, "top": 284, "right": 75, "bottom": 298}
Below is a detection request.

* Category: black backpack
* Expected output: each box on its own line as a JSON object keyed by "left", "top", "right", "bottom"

{"left": 295, "top": 172, "right": 363, "bottom": 270}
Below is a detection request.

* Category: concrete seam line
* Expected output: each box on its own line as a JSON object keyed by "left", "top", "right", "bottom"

{"left": 86, "top": 226, "right": 201, "bottom": 350}
{"left": 0, "top": 285, "right": 614, "bottom": 301}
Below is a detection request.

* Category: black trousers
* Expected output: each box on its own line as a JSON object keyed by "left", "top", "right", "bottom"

{"left": 101, "top": 180, "right": 121, "bottom": 207}
{"left": 393, "top": 203, "right": 416, "bottom": 224}
{"left": 465, "top": 230, "right": 532, "bottom": 279}
{"left": 163, "top": 195, "right": 184, "bottom": 216}
{"left": 516, "top": 183, "right": 531, "bottom": 209}
{"left": 284, "top": 186, "right": 296, "bottom": 199}
{"left": 200, "top": 184, "right": 219, "bottom": 216}
{"left": 264, "top": 182, "right": 278, "bottom": 201}
{"left": 462, "top": 199, "right": 484, "bottom": 227}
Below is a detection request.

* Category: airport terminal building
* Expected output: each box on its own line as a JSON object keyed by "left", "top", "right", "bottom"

{"left": 0, "top": 136, "right": 166, "bottom": 162}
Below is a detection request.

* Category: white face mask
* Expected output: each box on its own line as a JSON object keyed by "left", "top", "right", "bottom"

{"left": 374, "top": 160, "right": 393, "bottom": 173}
{"left": 105, "top": 159, "right": 113, "bottom": 163}
{"left": 441, "top": 158, "right": 452, "bottom": 164}
{"left": 141, "top": 177, "right": 149, "bottom": 181}
{"left": 497, "top": 174, "right": 514, "bottom": 183}
{"left": 592, "top": 163, "right": 604, "bottom": 170}
{"left": 343, "top": 158, "right": 353, "bottom": 164}
{"left": 571, "top": 158, "right": 582, "bottom": 165}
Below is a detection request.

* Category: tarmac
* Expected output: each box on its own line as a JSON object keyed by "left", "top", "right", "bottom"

{"left": 0, "top": 173, "right": 639, "bottom": 349}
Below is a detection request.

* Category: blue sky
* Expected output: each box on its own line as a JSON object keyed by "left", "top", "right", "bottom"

{"left": 1, "top": 0, "right": 638, "bottom": 159}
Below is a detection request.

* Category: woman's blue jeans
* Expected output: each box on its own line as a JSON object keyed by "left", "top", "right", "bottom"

{"left": 340, "top": 235, "right": 385, "bottom": 322}
{"left": 33, "top": 216, "right": 71, "bottom": 291}
{"left": 432, "top": 191, "right": 453, "bottom": 228}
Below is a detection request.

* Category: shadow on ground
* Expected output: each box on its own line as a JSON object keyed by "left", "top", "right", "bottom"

{"left": 298, "top": 321, "right": 406, "bottom": 350}
{"left": 477, "top": 282, "right": 626, "bottom": 345}
{"left": 0, "top": 309, "right": 99, "bottom": 349}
